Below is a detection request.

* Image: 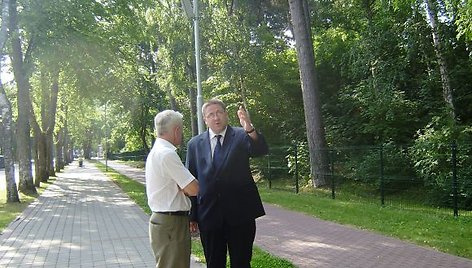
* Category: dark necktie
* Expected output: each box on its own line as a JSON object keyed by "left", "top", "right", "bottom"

{"left": 213, "top": 135, "right": 223, "bottom": 169}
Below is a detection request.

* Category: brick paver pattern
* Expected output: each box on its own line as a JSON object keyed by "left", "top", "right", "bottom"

{"left": 4, "top": 160, "right": 470, "bottom": 268}
{"left": 256, "top": 204, "right": 472, "bottom": 268}
{"left": 0, "top": 163, "right": 203, "bottom": 268}
{"left": 102, "top": 161, "right": 472, "bottom": 268}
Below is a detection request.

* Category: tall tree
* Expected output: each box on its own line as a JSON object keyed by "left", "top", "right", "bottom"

{"left": 30, "top": 67, "right": 60, "bottom": 184}
{"left": 288, "top": 0, "right": 329, "bottom": 187}
{"left": 1, "top": 0, "right": 20, "bottom": 202}
{"left": 424, "top": 0, "right": 456, "bottom": 122}
{"left": 0, "top": 83, "right": 18, "bottom": 202}
{"left": 8, "top": 0, "right": 36, "bottom": 194}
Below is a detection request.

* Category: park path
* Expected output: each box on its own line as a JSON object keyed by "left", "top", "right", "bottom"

{"left": 103, "top": 160, "right": 472, "bottom": 268}
{"left": 0, "top": 162, "right": 204, "bottom": 267}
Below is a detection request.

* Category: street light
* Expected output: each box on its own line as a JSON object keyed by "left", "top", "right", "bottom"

{"left": 104, "top": 102, "right": 108, "bottom": 172}
{"left": 0, "top": 113, "right": 3, "bottom": 155}
{"left": 182, "top": 0, "right": 205, "bottom": 134}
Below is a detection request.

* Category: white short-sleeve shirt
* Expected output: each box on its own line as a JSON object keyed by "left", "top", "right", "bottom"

{"left": 145, "top": 138, "right": 195, "bottom": 212}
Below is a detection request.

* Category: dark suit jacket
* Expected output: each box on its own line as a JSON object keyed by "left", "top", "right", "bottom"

{"left": 186, "top": 126, "right": 268, "bottom": 231}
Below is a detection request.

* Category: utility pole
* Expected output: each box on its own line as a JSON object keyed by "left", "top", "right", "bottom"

{"left": 182, "top": 0, "right": 204, "bottom": 134}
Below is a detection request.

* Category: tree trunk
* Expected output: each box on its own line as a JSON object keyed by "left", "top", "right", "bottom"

{"left": 63, "top": 131, "right": 72, "bottom": 164}
{"left": 46, "top": 71, "right": 59, "bottom": 173}
{"left": 62, "top": 106, "right": 72, "bottom": 164}
{"left": 166, "top": 85, "right": 178, "bottom": 110}
{"left": 238, "top": 75, "right": 249, "bottom": 115}
{"left": 9, "top": 0, "right": 36, "bottom": 194}
{"left": 288, "top": 0, "right": 329, "bottom": 187}
{"left": 48, "top": 85, "right": 58, "bottom": 174}
{"left": 33, "top": 132, "right": 48, "bottom": 183}
{"left": 1, "top": 0, "right": 20, "bottom": 203}
{"left": 47, "top": 132, "right": 56, "bottom": 176}
{"left": 83, "top": 130, "right": 92, "bottom": 159}
{"left": 139, "top": 103, "right": 150, "bottom": 153}
{"left": 0, "top": 85, "right": 20, "bottom": 203}
{"left": 31, "top": 70, "right": 47, "bottom": 183}
{"left": 29, "top": 68, "right": 60, "bottom": 183}
{"left": 32, "top": 134, "right": 40, "bottom": 187}
{"left": 424, "top": 0, "right": 456, "bottom": 121}
{"left": 55, "top": 128, "right": 64, "bottom": 172}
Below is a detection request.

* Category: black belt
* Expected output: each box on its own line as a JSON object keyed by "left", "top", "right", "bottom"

{"left": 155, "top": 211, "right": 189, "bottom": 216}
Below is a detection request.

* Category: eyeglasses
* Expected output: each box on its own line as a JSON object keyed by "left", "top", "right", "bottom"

{"left": 204, "top": 110, "right": 225, "bottom": 119}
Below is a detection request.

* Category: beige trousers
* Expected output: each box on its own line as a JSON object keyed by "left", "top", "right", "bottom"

{"left": 149, "top": 212, "right": 191, "bottom": 268}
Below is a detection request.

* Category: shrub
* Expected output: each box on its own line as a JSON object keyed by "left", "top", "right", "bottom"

{"left": 286, "top": 141, "right": 311, "bottom": 186}
{"left": 409, "top": 118, "right": 472, "bottom": 209}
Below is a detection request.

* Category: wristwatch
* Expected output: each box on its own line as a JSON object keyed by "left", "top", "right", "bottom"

{"left": 245, "top": 124, "right": 255, "bottom": 134}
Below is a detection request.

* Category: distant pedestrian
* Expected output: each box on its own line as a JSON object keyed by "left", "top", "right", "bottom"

{"left": 145, "top": 110, "right": 199, "bottom": 268}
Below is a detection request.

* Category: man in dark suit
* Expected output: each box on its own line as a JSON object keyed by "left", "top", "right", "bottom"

{"left": 186, "top": 99, "right": 269, "bottom": 268}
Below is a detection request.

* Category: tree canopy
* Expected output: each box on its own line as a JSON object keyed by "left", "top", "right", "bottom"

{"left": 1, "top": 0, "right": 471, "bottom": 205}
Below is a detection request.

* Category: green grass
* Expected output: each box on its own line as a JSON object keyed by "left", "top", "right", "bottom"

{"left": 94, "top": 161, "right": 295, "bottom": 267}
{"left": 0, "top": 178, "right": 55, "bottom": 233}
{"left": 107, "top": 161, "right": 472, "bottom": 260}
{"left": 258, "top": 186, "right": 472, "bottom": 259}
{"left": 6, "top": 161, "right": 468, "bottom": 263}
{"left": 189, "top": 231, "right": 295, "bottom": 267}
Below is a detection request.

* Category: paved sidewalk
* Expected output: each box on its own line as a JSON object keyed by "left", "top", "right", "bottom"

{"left": 101, "top": 161, "right": 146, "bottom": 185}
{"left": 0, "top": 162, "right": 204, "bottom": 267}
{"left": 103, "top": 160, "right": 472, "bottom": 268}
{"left": 256, "top": 204, "right": 472, "bottom": 267}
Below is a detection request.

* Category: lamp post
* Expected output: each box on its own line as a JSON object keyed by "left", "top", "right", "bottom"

{"left": 104, "top": 102, "right": 108, "bottom": 172}
{"left": 0, "top": 113, "right": 3, "bottom": 155}
{"left": 182, "top": 0, "right": 204, "bottom": 134}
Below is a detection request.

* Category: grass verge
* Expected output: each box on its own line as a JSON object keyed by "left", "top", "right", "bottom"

{"left": 0, "top": 178, "right": 55, "bottom": 233}
{"left": 258, "top": 187, "right": 472, "bottom": 259}
{"left": 94, "top": 161, "right": 295, "bottom": 267}
{"left": 104, "top": 161, "right": 472, "bottom": 260}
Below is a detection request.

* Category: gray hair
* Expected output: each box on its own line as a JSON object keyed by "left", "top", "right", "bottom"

{"left": 202, "top": 98, "right": 226, "bottom": 116}
{"left": 154, "top": 110, "right": 183, "bottom": 136}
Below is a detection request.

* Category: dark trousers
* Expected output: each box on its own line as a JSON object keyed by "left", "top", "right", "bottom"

{"left": 200, "top": 220, "right": 256, "bottom": 268}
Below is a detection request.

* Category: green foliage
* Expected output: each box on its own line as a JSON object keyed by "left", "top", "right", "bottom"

{"left": 456, "top": 1, "right": 472, "bottom": 41}
{"left": 284, "top": 140, "right": 420, "bottom": 193}
{"left": 252, "top": 145, "right": 291, "bottom": 185}
{"left": 410, "top": 117, "right": 472, "bottom": 209}
{"left": 330, "top": 74, "right": 421, "bottom": 146}
{"left": 4, "top": 0, "right": 472, "bottom": 205}
{"left": 286, "top": 141, "right": 311, "bottom": 185}
{"left": 338, "top": 143, "right": 418, "bottom": 190}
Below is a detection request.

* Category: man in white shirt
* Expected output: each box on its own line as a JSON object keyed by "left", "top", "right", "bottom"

{"left": 145, "top": 110, "right": 199, "bottom": 268}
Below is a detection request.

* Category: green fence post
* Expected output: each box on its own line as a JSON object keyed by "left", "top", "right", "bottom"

{"left": 380, "top": 145, "right": 385, "bottom": 206}
{"left": 452, "top": 141, "right": 459, "bottom": 218}
{"left": 295, "top": 142, "right": 299, "bottom": 194}
{"left": 267, "top": 153, "right": 272, "bottom": 189}
{"left": 331, "top": 149, "right": 335, "bottom": 200}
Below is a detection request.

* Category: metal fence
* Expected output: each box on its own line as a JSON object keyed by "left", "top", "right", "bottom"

{"left": 109, "top": 150, "right": 147, "bottom": 161}
{"left": 110, "top": 141, "right": 471, "bottom": 217}
{"left": 255, "top": 142, "right": 472, "bottom": 217}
